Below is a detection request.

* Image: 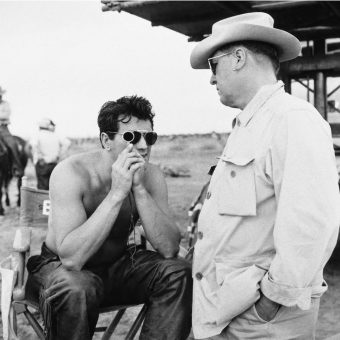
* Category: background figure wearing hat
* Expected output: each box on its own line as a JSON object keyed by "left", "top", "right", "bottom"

{"left": 29, "top": 118, "right": 70, "bottom": 190}
{"left": 0, "top": 86, "right": 24, "bottom": 176}
{"left": 190, "top": 12, "right": 340, "bottom": 340}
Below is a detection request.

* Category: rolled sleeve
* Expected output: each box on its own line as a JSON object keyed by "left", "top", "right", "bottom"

{"left": 261, "top": 271, "right": 313, "bottom": 309}
{"left": 263, "top": 107, "right": 340, "bottom": 309}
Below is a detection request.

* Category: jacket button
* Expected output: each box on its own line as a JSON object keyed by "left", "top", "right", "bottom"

{"left": 195, "top": 272, "right": 203, "bottom": 280}
{"left": 197, "top": 231, "right": 203, "bottom": 239}
{"left": 206, "top": 192, "right": 211, "bottom": 199}
{"left": 230, "top": 170, "right": 236, "bottom": 178}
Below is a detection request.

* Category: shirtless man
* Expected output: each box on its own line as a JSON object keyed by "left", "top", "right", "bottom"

{"left": 26, "top": 95, "right": 192, "bottom": 340}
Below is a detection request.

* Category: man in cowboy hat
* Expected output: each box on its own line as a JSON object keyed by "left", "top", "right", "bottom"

{"left": 28, "top": 117, "right": 71, "bottom": 190}
{"left": 190, "top": 12, "right": 340, "bottom": 339}
{"left": 0, "top": 86, "right": 24, "bottom": 176}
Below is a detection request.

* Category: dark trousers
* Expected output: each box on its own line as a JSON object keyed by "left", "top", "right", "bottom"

{"left": 35, "top": 161, "right": 57, "bottom": 190}
{"left": 26, "top": 243, "right": 193, "bottom": 340}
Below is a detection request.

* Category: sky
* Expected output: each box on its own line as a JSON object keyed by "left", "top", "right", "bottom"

{"left": 0, "top": 0, "right": 240, "bottom": 139}
{"left": 2, "top": 1, "right": 340, "bottom": 140}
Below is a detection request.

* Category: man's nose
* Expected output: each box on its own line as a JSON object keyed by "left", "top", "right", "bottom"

{"left": 210, "top": 73, "right": 216, "bottom": 85}
{"left": 135, "top": 135, "right": 148, "bottom": 151}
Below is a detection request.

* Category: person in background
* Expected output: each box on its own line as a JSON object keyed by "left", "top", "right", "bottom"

{"left": 0, "top": 86, "right": 24, "bottom": 176}
{"left": 29, "top": 118, "right": 70, "bottom": 190}
{"left": 189, "top": 12, "right": 340, "bottom": 340}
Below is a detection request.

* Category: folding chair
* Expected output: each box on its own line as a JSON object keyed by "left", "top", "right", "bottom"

{"left": 6, "top": 180, "right": 147, "bottom": 340}
{"left": 186, "top": 181, "right": 209, "bottom": 249}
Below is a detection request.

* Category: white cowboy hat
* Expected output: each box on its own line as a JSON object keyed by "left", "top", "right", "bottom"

{"left": 190, "top": 12, "right": 301, "bottom": 69}
{"left": 0, "top": 86, "right": 6, "bottom": 95}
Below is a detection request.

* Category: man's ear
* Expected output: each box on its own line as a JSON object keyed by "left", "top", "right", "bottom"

{"left": 100, "top": 132, "right": 111, "bottom": 150}
{"left": 232, "top": 47, "right": 247, "bottom": 71}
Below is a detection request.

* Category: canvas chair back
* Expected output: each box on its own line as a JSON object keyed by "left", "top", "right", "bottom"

{"left": 19, "top": 178, "right": 50, "bottom": 256}
{"left": 19, "top": 186, "right": 50, "bottom": 228}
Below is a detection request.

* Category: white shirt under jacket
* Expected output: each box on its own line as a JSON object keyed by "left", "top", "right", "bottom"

{"left": 192, "top": 81, "right": 340, "bottom": 339}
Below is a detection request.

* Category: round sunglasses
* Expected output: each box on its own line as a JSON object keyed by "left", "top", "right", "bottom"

{"left": 105, "top": 130, "right": 158, "bottom": 146}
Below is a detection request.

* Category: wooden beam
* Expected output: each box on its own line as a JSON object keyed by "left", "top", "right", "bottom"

{"left": 324, "top": 2, "right": 340, "bottom": 21}
{"left": 328, "top": 84, "right": 340, "bottom": 98}
{"left": 188, "top": 34, "right": 207, "bottom": 42}
{"left": 215, "top": 1, "right": 251, "bottom": 14}
{"left": 151, "top": 17, "right": 216, "bottom": 28}
{"left": 101, "top": 0, "right": 162, "bottom": 12}
{"left": 281, "top": 53, "right": 340, "bottom": 77}
{"left": 252, "top": 1, "right": 318, "bottom": 10}
{"left": 294, "top": 79, "right": 314, "bottom": 93}
{"left": 289, "top": 26, "right": 340, "bottom": 41}
{"left": 279, "top": 71, "right": 291, "bottom": 94}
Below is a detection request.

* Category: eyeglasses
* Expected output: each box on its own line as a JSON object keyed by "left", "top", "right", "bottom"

{"left": 208, "top": 51, "right": 234, "bottom": 75}
{"left": 106, "top": 130, "right": 158, "bottom": 146}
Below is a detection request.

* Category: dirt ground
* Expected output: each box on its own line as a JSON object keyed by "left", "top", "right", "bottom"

{"left": 1, "top": 135, "right": 340, "bottom": 339}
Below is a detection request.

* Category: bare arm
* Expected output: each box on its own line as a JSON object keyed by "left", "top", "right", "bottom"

{"left": 132, "top": 164, "right": 181, "bottom": 258}
{"left": 50, "top": 145, "right": 143, "bottom": 270}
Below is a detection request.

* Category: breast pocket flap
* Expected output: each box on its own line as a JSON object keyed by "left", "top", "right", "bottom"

{"left": 217, "top": 156, "right": 256, "bottom": 216}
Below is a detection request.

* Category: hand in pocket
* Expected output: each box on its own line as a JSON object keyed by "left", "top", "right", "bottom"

{"left": 254, "top": 294, "right": 281, "bottom": 322}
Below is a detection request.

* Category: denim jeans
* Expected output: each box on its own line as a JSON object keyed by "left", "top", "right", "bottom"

{"left": 26, "top": 243, "right": 193, "bottom": 340}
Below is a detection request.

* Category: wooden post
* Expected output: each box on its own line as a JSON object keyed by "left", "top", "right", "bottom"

{"left": 280, "top": 70, "right": 291, "bottom": 94}
{"left": 314, "top": 72, "right": 327, "bottom": 119}
{"left": 313, "top": 39, "right": 327, "bottom": 119}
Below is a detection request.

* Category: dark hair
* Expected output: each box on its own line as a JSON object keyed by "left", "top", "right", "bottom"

{"left": 97, "top": 95, "right": 155, "bottom": 146}
{"left": 221, "top": 40, "right": 280, "bottom": 76}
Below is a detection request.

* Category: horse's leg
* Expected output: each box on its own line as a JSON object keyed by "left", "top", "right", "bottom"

{"left": 0, "top": 176, "right": 4, "bottom": 215}
{"left": 17, "top": 176, "right": 22, "bottom": 206}
{"left": 5, "top": 181, "right": 10, "bottom": 206}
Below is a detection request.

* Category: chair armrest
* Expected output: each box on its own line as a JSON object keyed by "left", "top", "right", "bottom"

{"left": 13, "top": 227, "right": 31, "bottom": 252}
{"left": 12, "top": 228, "right": 31, "bottom": 300}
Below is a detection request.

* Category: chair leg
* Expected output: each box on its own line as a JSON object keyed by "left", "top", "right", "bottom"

{"left": 101, "top": 308, "right": 127, "bottom": 340}
{"left": 23, "top": 308, "right": 45, "bottom": 340}
{"left": 125, "top": 304, "right": 147, "bottom": 340}
{"left": 12, "top": 306, "right": 18, "bottom": 336}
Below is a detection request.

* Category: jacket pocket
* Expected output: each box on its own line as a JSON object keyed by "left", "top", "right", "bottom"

{"left": 214, "top": 261, "right": 266, "bottom": 326}
{"left": 217, "top": 156, "right": 256, "bottom": 216}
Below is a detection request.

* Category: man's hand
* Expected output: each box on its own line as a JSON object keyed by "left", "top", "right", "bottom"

{"left": 110, "top": 144, "right": 144, "bottom": 199}
{"left": 254, "top": 294, "right": 281, "bottom": 322}
{"left": 132, "top": 153, "right": 146, "bottom": 189}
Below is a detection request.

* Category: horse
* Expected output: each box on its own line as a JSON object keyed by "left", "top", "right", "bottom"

{"left": 0, "top": 138, "right": 11, "bottom": 215}
{"left": 0, "top": 135, "right": 30, "bottom": 215}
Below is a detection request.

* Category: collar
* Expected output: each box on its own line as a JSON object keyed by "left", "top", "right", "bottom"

{"left": 236, "top": 81, "right": 285, "bottom": 127}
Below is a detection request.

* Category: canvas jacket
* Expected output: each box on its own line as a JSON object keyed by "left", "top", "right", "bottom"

{"left": 192, "top": 81, "right": 340, "bottom": 339}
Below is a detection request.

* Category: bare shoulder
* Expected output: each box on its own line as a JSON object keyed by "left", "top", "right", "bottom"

{"left": 50, "top": 151, "right": 100, "bottom": 197}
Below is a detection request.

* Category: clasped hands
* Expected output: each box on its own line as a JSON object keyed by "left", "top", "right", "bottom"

{"left": 110, "top": 144, "right": 146, "bottom": 198}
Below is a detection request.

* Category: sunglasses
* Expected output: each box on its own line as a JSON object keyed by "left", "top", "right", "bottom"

{"left": 208, "top": 51, "right": 234, "bottom": 75}
{"left": 106, "top": 130, "right": 158, "bottom": 146}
